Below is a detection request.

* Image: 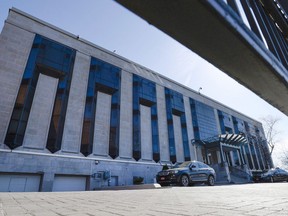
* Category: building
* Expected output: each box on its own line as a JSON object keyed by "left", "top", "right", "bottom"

{"left": 0, "top": 8, "right": 272, "bottom": 192}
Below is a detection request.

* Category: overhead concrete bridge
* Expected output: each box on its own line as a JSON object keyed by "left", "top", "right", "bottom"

{"left": 116, "top": 0, "right": 288, "bottom": 116}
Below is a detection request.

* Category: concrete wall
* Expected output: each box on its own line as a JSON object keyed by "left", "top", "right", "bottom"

{"left": 140, "top": 105, "right": 153, "bottom": 161}
{"left": 173, "top": 115, "right": 185, "bottom": 162}
{"left": 156, "top": 85, "right": 170, "bottom": 162}
{"left": 93, "top": 92, "right": 112, "bottom": 157}
{"left": 0, "top": 151, "right": 161, "bottom": 191}
{"left": 61, "top": 52, "right": 90, "bottom": 154}
{"left": 119, "top": 70, "right": 133, "bottom": 160}
{"left": 22, "top": 74, "right": 58, "bottom": 150}
{"left": 0, "top": 22, "right": 35, "bottom": 146}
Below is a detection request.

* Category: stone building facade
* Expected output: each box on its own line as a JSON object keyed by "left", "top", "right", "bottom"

{"left": 0, "top": 8, "right": 272, "bottom": 192}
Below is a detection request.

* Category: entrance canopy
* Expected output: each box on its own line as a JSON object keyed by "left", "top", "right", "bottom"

{"left": 192, "top": 133, "right": 248, "bottom": 149}
{"left": 192, "top": 134, "right": 248, "bottom": 166}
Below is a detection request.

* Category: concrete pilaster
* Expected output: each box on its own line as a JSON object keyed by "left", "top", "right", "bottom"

{"left": 183, "top": 96, "right": 195, "bottom": 160}
{"left": 23, "top": 73, "right": 58, "bottom": 150}
{"left": 156, "top": 85, "right": 169, "bottom": 162}
{"left": 40, "top": 172, "right": 54, "bottom": 192}
{"left": 61, "top": 52, "right": 90, "bottom": 154}
{"left": 119, "top": 70, "right": 133, "bottom": 159}
{"left": 0, "top": 23, "right": 35, "bottom": 145}
{"left": 93, "top": 92, "right": 111, "bottom": 157}
{"left": 140, "top": 105, "right": 152, "bottom": 161}
{"left": 173, "top": 115, "right": 184, "bottom": 162}
{"left": 214, "top": 109, "right": 222, "bottom": 134}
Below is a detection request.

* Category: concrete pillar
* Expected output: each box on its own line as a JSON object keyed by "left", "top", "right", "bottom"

{"left": 219, "top": 143, "right": 225, "bottom": 163}
{"left": 40, "top": 172, "right": 54, "bottom": 192}
{"left": 251, "top": 143, "right": 260, "bottom": 170}
{"left": 23, "top": 73, "right": 58, "bottom": 149}
{"left": 119, "top": 70, "right": 133, "bottom": 159}
{"left": 257, "top": 146, "right": 265, "bottom": 169}
{"left": 173, "top": 115, "right": 184, "bottom": 162}
{"left": 237, "top": 148, "right": 242, "bottom": 165}
{"left": 140, "top": 105, "right": 152, "bottom": 161}
{"left": 93, "top": 92, "right": 112, "bottom": 157}
{"left": 230, "top": 151, "right": 235, "bottom": 166}
{"left": 183, "top": 96, "right": 195, "bottom": 160}
{"left": 246, "top": 143, "right": 255, "bottom": 169}
{"left": 193, "top": 145, "right": 203, "bottom": 162}
{"left": 61, "top": 52, "right": 90, "bottom": 154}
{"left": 216, "top": 151, "right": 221, "bottom": 163}
{"left": 156, "top": 85, "right": 169, "bottom": 162}
{"left": 214, "top": 109, "right": 222, "bottom": 134}
{"left": 0, "top": 23, "right": 35, "bottom": 144}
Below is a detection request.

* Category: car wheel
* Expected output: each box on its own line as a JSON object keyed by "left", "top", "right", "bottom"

{"left": 180, "top": 175, "right": 190, "bottom": 187}
{"left": 270, "top": 177, "right": 274, "bottom": 183}
{"left": 207, "top": 175, "right": 215, "bottom": 186}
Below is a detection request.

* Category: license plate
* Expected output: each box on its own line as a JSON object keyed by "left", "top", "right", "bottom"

{"left": 160, "top": 177, "right": 165, "bottom": 180}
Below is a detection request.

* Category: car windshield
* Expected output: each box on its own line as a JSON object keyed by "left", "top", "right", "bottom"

{"left": 276, "top": 168, "right": 288, "bottom": 174}
{"left": 265, "top": 169, "right": 276, "bottom": 175}
{"left": 178, "top": 161, "right": 191, "bottom": 168}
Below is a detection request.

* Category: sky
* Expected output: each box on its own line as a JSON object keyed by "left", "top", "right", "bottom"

{"left": 0, "top": 0, "right": 287, "bottom": 167}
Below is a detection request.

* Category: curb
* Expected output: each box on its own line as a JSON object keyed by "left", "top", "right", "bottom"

{"left": 94, "top": 183, "right": 162, "bottom": 191}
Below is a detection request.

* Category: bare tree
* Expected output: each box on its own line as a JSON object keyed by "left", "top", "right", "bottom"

{"left": 261, "top": 115, "right": 281, "bottom": 155}
{"left": 281, "top": 147, "right": 288, "bottom": 168}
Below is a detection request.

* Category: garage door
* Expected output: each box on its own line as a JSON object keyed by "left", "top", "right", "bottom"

{"left": 0, "top": 174, "right": 41, "bottom": 192}
{"left": 52, "top": 175, "right": 87, "bottom": 192}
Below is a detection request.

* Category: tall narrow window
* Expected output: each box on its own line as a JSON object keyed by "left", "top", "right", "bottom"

{"left": 190, "top": 99, "right": 218, "bottom": 140}
{"left": 165, "top": 88, "right": 190, "bottom": 163}
{"left": 244, "top": 122, "right": 260, "bottom": 170}
{"left": 81, "top": 57, "right": 121, "bottom": 158}
{"left": 132, "top": 75, "right": 159, "bottom": 162}
{"left": 5, "top": 35, "right": 75, "bottom": 151}
{"left": 232, "top": 116, "right": 247, "bottom": 165}
{"left": 217, "top": 110, "right": 233, "bottom": 134}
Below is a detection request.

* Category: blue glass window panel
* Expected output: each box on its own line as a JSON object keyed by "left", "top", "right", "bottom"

{"left": 253, "top": 138, "right": 264, "bottom": 170}
{"left": 41, "top": 38, "right": 76, "bottom": 153}
{"left": 244, "top": 121, "right": 263, "bottom": 170}
{"left": 218, "top": 110, "right": 226, "bottom": 134}
{"left": 5, "top": 38, "right": 40, "bottom": 148}
{"left": 249, "top": 143, "right": 259, "bottom": 170}
{"left": 232, "top": 116, "right": 246, "bottom": 134}
{"left": 5, "top": 35, "right": 76, "bottom": 151}
{"left": 244, "top": 144, "right": 253, "bottom": 169}
{"left": 190, "top": 99, "right": 218, "bottom": 140}
{"left": 233, "top": 150, "right": 240, "bottom": 166}
{"left": 217, "top": 111, "right": 233, "bottom": 134}
{"left": 81, "top": 57, "right": 121, "bottom": 158}
{"left": 165, "top": 88, "right": 190, "bottom": 163}
{"left": 132, "top": 75, "right": 159, "bottom": 162}
{"left": 255, "top": 128, "right": 266, "bottom": 170}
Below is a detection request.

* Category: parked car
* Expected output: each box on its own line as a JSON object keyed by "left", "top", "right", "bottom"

{"left": 252, "top": 170, "right": 264, "bottom": 183}
{"left": 260, "top": 168, "right": 288, "bottom": 183}
{"left": 156, "top": 161, "right": 216, "bottom": 186}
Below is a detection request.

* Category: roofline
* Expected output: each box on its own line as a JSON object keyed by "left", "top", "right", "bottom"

{"left": 7, "top": 7, "right": 263, "bottom": 125}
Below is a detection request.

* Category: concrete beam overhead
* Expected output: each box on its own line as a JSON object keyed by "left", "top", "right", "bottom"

{"left": 116, "top": 0, "right": 288, "bottom": 116}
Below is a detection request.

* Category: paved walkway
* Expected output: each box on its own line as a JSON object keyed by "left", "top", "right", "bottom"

{"left": 1, "top": 183, "right": 288, "bottom": 216}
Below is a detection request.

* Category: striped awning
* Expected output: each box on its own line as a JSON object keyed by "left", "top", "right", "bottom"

{"left": 194, "top": 133, "right": 248, "bottom": 146}
{"left": 219, "top": 134, "right": 248, "bottom": 145}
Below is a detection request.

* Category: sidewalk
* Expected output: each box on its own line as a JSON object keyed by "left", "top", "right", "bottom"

{"left": 0, "top": 183, "right": 288, "bottom": 216}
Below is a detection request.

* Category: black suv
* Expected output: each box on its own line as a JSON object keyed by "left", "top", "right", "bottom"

{"left": 260, "top": 167, "right": 288, "bottom": 182}
{"left": 156, "top": 161, "right": 216, "bottom": 186}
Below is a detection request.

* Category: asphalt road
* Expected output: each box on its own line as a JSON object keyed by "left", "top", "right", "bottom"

{"left": 1, "top": 183, "right": 288, "bottom": 216}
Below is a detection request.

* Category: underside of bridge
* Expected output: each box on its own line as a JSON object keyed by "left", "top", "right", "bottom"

{"left": 116, "top": 0, "right": 288, "bottom": 116}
